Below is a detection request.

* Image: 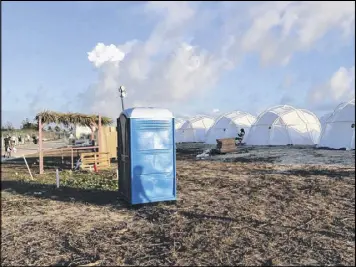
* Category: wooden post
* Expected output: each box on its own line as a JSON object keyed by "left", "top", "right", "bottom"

{"left": 98, "top": 115, "right": 102, "bottom": 153}
{"left": 94, "top": 153, "right": 98, "bottom": 172}
{"left": 39, "top": 116, "right": 44, "bottom": 174}
{"left": 71, "top": 148, "right": 74, "bottom": 170}
{"left": 23, "top": 155, "right": 34, "bottom": 180}
{"left": 56, "top": 169, "right": 60, "bottom": 188}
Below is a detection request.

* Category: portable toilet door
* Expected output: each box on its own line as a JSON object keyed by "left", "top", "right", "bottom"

{"left": 117, "top": 115, "right": 132, "bottom": 202}
{"left": 117, "top": 107, "right": 177, "bottom": 205}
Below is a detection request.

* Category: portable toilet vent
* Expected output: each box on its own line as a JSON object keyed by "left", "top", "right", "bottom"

{"left": 117, "top": 107, "right": 177, "bottom": 205}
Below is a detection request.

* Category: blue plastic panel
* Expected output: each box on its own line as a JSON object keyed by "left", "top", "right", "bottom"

{"left": 130, "top": 119, "right": 176, "bottom": 204}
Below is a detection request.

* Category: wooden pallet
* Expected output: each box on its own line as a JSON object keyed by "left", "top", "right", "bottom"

{"left": 215, "top": 138, "right": 237, "bottom": 154}
{"left": 80, "top": 152, "right": 111, "bottom": 171}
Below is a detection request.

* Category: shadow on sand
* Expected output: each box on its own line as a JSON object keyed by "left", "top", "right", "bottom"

{"left": 3, "top": 156, "right": 118, "bottom": 171}
{"left": 1, "top": 179, "right": 169, "bottom": 211}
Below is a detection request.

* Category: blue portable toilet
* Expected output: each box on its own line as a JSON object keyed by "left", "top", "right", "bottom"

{"left": 117, "top": 107, "right": 176, "bottom": 205}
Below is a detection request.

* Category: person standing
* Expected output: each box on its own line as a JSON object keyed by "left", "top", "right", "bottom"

{"left": 4, "top": 135, "right": 10, "bottom": 158}
{"left": 236, "top": 128, "right": 245, "bottom": 145}
{"left": 9, "top": 136, "right": 16, "bottom": 158}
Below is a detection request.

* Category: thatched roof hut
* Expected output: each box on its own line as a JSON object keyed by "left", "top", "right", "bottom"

{"left": 35, "top": 111, "right": 112, "bottom": 127}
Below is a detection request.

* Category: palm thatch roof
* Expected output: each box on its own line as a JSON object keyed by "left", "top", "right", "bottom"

{"left": 35, "top": 111, "right": 113, "bottom": 127}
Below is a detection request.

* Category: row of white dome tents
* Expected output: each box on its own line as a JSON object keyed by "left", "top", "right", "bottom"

{"left": 174, "top": 100, "right": 355, "bottom": 148}
{"left": 318, "top": 99, "right": 355, "bottom": 150}
{"left": 174, "top": 111, "right": 257, "bottom": 144}
{"left": 244, "top": 105, "right": 321, "bottom": 146}
{"left": 175, "top": 106, "right": 322, "bottom": 146}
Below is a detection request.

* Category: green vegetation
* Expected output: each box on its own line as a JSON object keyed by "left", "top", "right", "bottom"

{"left": 19, "top": 169, "right": 118, "bottom": 191}
{"left": 21, "top": 118, "right": 38, "bottom": 130}
{"left": 60, "top": 170, "right": 118, "bottom": 191}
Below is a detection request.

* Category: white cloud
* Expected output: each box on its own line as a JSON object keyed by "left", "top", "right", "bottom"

{"left": 87, "top": 43, "right": 126, "bottom": 68}
{"left": 308, "top": 66, "right": 355, "bottom": 109}
{"left": 329, "top": 66, "right": 355, "bottom": 100}
{"left": 223, "top": 1, "right": 355, "bottom": 66}
{"left": 81, "top": 1, "right": 225, "bottom": 119}
{"left": 78, "top": 1, "right": 355, "bottom": 119}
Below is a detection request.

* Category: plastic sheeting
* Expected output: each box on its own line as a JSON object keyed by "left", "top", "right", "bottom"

{"left": 205, "top": 111, "right": 256, "bottom": 144}
{"left": 245, "top": 105, "right": 321, "bottom": 146}
{"left": 318, "top": 99, "right": 355, "bottom": 150}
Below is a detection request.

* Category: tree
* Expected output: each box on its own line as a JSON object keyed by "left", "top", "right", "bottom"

{"left": 5, "top": 122, "right": 14, "bottom": 131}
{"left": 21, "top": 118, "right": 38, "bottom": 130}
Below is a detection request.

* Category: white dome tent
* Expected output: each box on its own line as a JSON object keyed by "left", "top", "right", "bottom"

{"left": 318, "top": 99, "right": 355, "bottom": 150}
{"left": 176, "top": 115, "right": 215, "bottom": 143}
{"left": 319, "top": 112, "right": 333, "bottom": 132}
{"left": 205, "top": 111, "right": 256, "bottom": 144}
{"left": 245, "top": 105, "right": 321, "bottom": 146}
{"left": 174, "top": 118, "right": 185, "bottom": 130}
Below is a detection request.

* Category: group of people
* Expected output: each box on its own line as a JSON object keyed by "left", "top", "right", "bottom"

{"left": 3, "top": 135, "right": 17, "bottom": 158}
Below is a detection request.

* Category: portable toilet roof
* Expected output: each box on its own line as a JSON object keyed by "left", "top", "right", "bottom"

{"left": 205, "top": 111, "right": 256, "bottom": 144}
{"left": 245, "top": 105, "right": 321, "bottom": 146}
{"left": 123, "top": 107, "right": 173, "bottom": 119}
{"left": 176, "top": 115, "right": 214, "bottom": 143}
{"left": 318, "top": 99, "right": 355, "bottom": 150}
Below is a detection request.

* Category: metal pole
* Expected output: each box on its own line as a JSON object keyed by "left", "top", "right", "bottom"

{"left": 39, "top": 116, "right": 44, "bottom": 174}
{"left": 119, "top": 86, "right": 126, "bottom": 112}
{"left": 71, "top": 148, "right": 74, "bottom": 170}
{"left": 121, "top": 97, "right": 125, "bottom": 112}
{"left": 98, "top": 115, "right": 102, "bottom": 153}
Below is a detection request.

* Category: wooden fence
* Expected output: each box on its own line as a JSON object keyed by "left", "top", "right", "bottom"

{"left": 42, "top": 146, "right": 99, "bottom": 170}
{"left": 80, "top": 152, "right": 111, "bottom": 171}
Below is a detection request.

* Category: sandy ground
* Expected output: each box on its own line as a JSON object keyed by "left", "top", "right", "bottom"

{"left": 210, "top": 146, "right": 355, "bottom": 166}
{"left": 178, "top": 143, "right": 355, "bottom": 166}
{"left": 1, "top": 140, "right": 67, "bottom": 161}
{"left": 1, "top": 146, "right": 355, "bottom": 266}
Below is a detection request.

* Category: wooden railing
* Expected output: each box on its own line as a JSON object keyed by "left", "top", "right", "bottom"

{"left": 80, "top": 152, "right": 111, "bottom": 171}
{"left": 42, "top": 146, "right": 99, "bottom": 170}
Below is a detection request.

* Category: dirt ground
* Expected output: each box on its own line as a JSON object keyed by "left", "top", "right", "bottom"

{"left": 1, "top": 147, "right": 355, "bottom": 266}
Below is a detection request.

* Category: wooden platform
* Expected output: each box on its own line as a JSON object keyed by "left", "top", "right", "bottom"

{"left": 215, "top": 138, "right": 237, "bottom": 154}
{"left": 80, "top": 152, "right": 111, "bottom": 171}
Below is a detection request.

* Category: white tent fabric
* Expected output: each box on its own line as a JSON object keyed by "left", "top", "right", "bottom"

{"left": 245, "top": 105, "right": 321, "bottom": 146}
{"left": 205, "top": 111, "right": 256, "bottom": 144}
{"left": 174, "top": 118, "right": 185, "bottom": 130}
{"left": 318, "top": 99, "right": 355, "bottom": 150}
{"left": 319, "top": 112, "right": 333, "bottom": 132}
{"left": 176, "top": 115, "right": 215, "bottom": 143}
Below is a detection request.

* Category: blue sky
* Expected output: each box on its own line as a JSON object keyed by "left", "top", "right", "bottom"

{"left": 2, "top": 1, "right": 355, "bottom": 127}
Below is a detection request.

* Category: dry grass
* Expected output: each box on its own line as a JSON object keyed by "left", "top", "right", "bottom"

{"left": 1, "top": 152, "right": 355, "bottom": 266}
